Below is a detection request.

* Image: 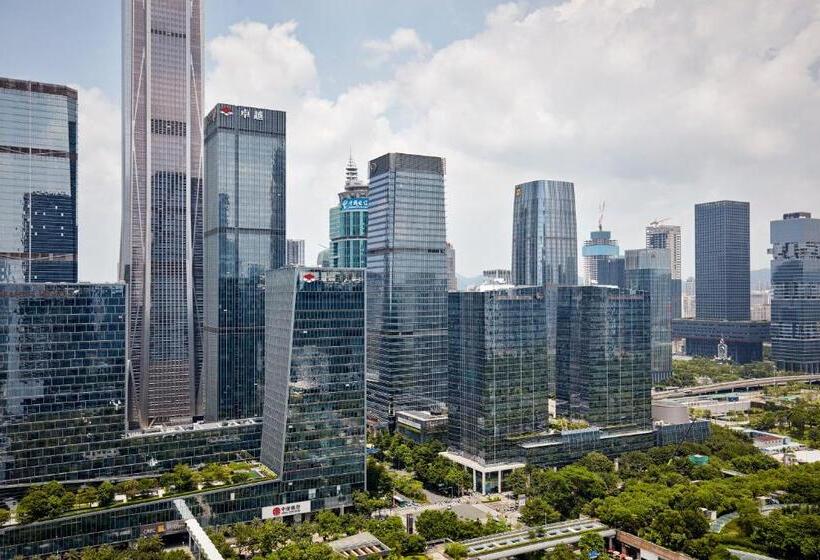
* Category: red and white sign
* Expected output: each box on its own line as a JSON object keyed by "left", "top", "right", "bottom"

{"left": 261, "top": 500, "right": 311, "bottom": 519}
{"left": 302, "top": 272, "right": 317, "bottom": 283}
{"left": 220, "top": 105, "right": 234, "bottom": 116}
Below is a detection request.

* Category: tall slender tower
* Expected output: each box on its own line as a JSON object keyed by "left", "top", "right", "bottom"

{"left": 512, "top": 180, "right": 577, "bottom": 286}
{"left": 646, "top": 223, "right": 682, "bottom": 318}
{"left": 121, "top": 0, "right": 204, "bottom": 427}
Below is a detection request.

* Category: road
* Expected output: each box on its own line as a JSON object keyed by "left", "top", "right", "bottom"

{"left": 653, "top": 374, "right": 820, "bottom": 399}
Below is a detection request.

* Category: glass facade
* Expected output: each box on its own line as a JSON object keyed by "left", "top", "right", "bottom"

{"left": 366, "top": 153, "right": 448, "bottom": 425}
{"left": 448, "top": 286, "right": 555, "bottom": 465}
{"left": 121, "top": 0, "right": 205, "bottom": 427}
{"left": 262, "top": 267, "right": 366, "bottom": 511}
{"left": 555, "top": 286, "right": 652, "bottom": 430}
{"left": 511, "top": 180, "right": 577, "bottom": 286}
{"left": 0, "top": 78, "right": 77, "bottom": 283}
{"left": 695, "top": 201, "right": 750, "bottom": 321}
{"left": 330, "top": 156, "right": 368, "bottom": 268}
{"left": 203, "top": 103, "right": 286, "bottom": 421}
{"left": 582, "top": 229, "right": 619, "bottom": 285}
{"left": 770, "top": 212, "right": 820, "bottom": 373}
{"left": 598, "top": 256, "right": 625, "bottom": 288}
{"left": 646, "top": 224, "right": 682, "bottom": 318}
{"left": 625, "top": 248, "right": 673, "bottom": 383}
{"left": 286, "top": 239, "right": 305, "bottom": 266}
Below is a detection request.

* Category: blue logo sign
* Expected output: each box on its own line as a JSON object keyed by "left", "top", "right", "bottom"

{"left": 341, "top": 197, "right": 368, "bottom": 211}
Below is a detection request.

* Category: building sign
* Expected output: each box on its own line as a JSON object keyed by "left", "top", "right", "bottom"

{"left": 261, "top": 500, "right": 312, "bottom": 519}
{"left": 140, "top": 520, "right": 185, "bottom": 537}
{"left": 219, "top": 105, "right": 234, "bottom": 116}
{"left": 341, "top": 197, "right": 368, "bottom": 211}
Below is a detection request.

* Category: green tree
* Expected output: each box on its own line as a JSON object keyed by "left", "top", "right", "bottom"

{"left": 577, "top": 452, "right": 615, "bottom": 474}
{"left": 505, "top": 468, "right": 528, "bottom": 497}
{"left": 0, "top": 508, "right": 9, "bottom": 524}
{"left": 76, "top": 486, "right": 98, "bottom": 507}
{"left": 366, "top": 458, "right": 393, "bottom": 497}
{"left": 417, "top": 509, "right": 459, "bottom": 541}
{"left": 97, "top": 481, "right": 115, "bottom": 507}
{"left": 578, "top": 532, "right": 606, "bottom": 558}
{"left": 546, "top": 544, "right": 576, "bottom": 560}
{"left": 444, "top": 542, "right": 469, "bottom": 559}
{"left": 171, "top": 463, "right": 199, "bottom": 492}
{"left": 520, "top": 496, "right": 561, "bottom": 526}
{"left": 116, "top": 479, "right": 141, "bottom": 500}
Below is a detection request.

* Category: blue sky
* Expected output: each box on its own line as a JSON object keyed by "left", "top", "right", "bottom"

{"left": 2, "top": 0, "right": 818, "bottom": 282}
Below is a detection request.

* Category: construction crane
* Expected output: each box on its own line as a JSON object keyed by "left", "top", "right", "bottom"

{"left": 649, "top": 217, "right": 670, "bottom": 228}
{"left": 598, "top": 201, "right": 606, "bottom": 231}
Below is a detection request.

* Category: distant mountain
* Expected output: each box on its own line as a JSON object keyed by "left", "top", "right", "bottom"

{"left": 751, "top": 268, "right": 770, "bottom": 289}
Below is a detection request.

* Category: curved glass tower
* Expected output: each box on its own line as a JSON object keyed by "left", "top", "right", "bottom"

{"left": 120, "top": 0, "right": 204, "bottom": 427}
{"left": 330, "top": 155, "right": 368, "bottom": 268}
{"left": 512, "top": 180, "right": 577, "bottom": 286}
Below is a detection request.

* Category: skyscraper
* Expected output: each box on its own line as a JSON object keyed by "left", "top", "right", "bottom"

{"left": 598, "top": 256, "right": 625, "bottom": 288}
{"left": 625, "top": 248, "right": 672, "bottom": 383}
{"left": 120, "top": 0, "right": 204, "bottom": 427}
{"left": 448, "top": 286, "right": 555, "bottom": 465}
{"left": 582, "top": 228, "right": 619, "bottom": 285}
{"left": 512, "top": 180, "right": 577, "bottom": 286}
{"left": 646, "top": 223, "right": 682, "bottom": 318}
{"left": 262, "top": 267, "right": 366, "bottom": 510}
{"left": 286, "top": 239, "right": 305, "bottom": 266}
{"left": 330, "top": 155, "right": 368, "bottom": 268}
{"left": 366, "top": 153, "right": 448, "bottom": 425}
{"left": 203, "top": 103, "right": 286, "bottom": 421}
{"left": 770, "top": 212, "right": 820, "bottom": 373}
{"left": 556, "top": 286, "right": 651, "bottom": 430}
{"left": 0, "top": 78, "right": 78, "bottom": 283}
{"left": 695, "top": 201, "right": 750, "bottom": 321}
{"left": 446, "top": 241, "right": 457, "bottom": 290}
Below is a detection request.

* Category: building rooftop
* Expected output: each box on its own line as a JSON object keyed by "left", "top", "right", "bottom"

{"left": 328, "top": 532, "right": 391, "bottom": 558}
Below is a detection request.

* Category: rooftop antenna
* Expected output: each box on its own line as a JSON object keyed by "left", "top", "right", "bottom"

{"left": 598, "top": 201, "right": 606, "bottom": 231}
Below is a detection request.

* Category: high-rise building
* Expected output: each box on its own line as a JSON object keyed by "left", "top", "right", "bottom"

{"left": 0, "top": 283, "right": 125, "bottom": 483}
{"left": 683, "top": 277, "right": 696, "bottom": 318}
{"left": 751, "top": 289, "right": 771, "bottom": 321}
{"left": 695, "top": 201, "right": 750, "bottom": 321}
{"left": 262, "top": 267, "right": 366, "bottom": 510}
{"left": 286, "top": 239, "right": 305, "bottom": 266}
{"left": 203, "top": 103, "right": 286, "bottom": 421}
{"left": 0, "top": 78, "right": 78, "bottom": 283}
{"left": 582, "top": 229, "right": 619, "bottom": 285}
{"left": 646, "top": 223, "right": 682, "bottom": 318}
{"left": 512, "top": 180, "right": 577, "bottom": 286}
{"left": 317, "top": 248, "right": 332, "bottom": 267}
{"left": 770, "top": 212, "right": 820, "bottom": 373}
{"left": 598, "top": 256, "right": 625, "bottom": 288}
{"left": 330, "top": 156, "right": 368, "bottom": 268}
{"left": 120, "top": 0, "right": 204, "bottom": 427}
{"left": 446, "top": 241, "right": 457, "bottom": 291}
{"left": 448, "top": 286, "right": 555, "bottom": 465}
{"left": 625, "top": 248, "right": 672, "bottom": 383}
{"left": 366, "top": 153, "right": 448, "bottom": 425}
{"left": 482, "top": 269, "right": 512, "bottom": 284}
{"left": 556, "top": 286, "right": 651, "bottom": 430}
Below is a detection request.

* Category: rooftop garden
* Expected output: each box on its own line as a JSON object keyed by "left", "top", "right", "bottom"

{"left": 0, "top": 461, "right": 276, "bottom": 526}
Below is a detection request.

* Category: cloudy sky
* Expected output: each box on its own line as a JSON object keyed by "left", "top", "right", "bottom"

{"left": 2, "top": 0, "right": 819, "bottom": 282}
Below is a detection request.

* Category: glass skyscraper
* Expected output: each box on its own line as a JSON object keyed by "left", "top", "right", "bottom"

{"left": 121, "top": 0, "right": 205, "bottom": 427}
{"left": 0, "top": 283, "right": 125, "bottom": 483}
{"left": 625, "top": 248, "right": 672, "bottom": 383}
{"left": 262, "top": 267, "right": 366, "bottom": 511}
{"left": 770, "top": 212, "right": 820, "bottom": 373}
{"left": 366, "top": 153, "right": 448, "bottom": 425}
{"left": 512, "top": 180, "right": 577, "bottom": 286}
{"left": 0, "top": 78, "right": 77, "bottom": 283}
{"left": 556, "top": 286, "right": 651, "bottom": 430}
{"left": 646, "top": 223, "right": 682, "bottom": 318}
{"left": 582, "top": 228, "right": 619, "bottom": 285}
{"left": 448, "top": 286, "right": 555, "bottom": 465}
{"left": 286, "top": 239, "right": 305, "bottom": 266}
{"left": 330, "top": 156, "right": 368, "bottom": 268}
{"left": 203, "top": 103, "right": 286, "bottom": 421}
{"left": 695, "top": 201, "right": 750, "bottom": 321}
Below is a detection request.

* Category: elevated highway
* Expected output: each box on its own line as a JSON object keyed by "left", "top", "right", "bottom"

{"left": 653, "top": 374, "right": 820, "bottom": 400}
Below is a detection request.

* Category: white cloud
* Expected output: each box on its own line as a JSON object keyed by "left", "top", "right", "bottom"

{"left": 362, "top": 28, "right": 432, "bottom": 65}
{"left": 74, "top": 86, "right": 120, "bottom": 282}
{"left": 78, "top": 0, "right": 820, "bottom": 281}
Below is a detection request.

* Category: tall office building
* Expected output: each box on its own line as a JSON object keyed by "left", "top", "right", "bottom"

{"left": 286, "top": 239, "right": 305, "bottom": 266}
{"left": 646, "top": 223, "right": 682, "bottom": 318}
{"left": 330, "top": 156, "right": 368, "bottom": 268}
{"left": 770, "top": 212, "right": 820, "bottom": 373}
{"left": 695, "top": 201, "right": 750, "bottom": 321}
{"left": 0, "top": 78, "right": 78, "bottom": 283}
{"left": 120, "top": 0, "right": 204, "bottom": 427}
{"left": 446, "top": 241, "right": 457, "bottom": 291}
{"left": 598, "top": 256, "right": 625, "bottom": 288}
{"left": 366, "top": 153, "right": 448, "bottom": 425}
{"left": 556, "top": 286, "right": 651, "bottom": 430}
{"left": 483, "top": 269, "right": 511, "bottom": 284}
{"left": 625, "top": 248, "right": 672, "bottom": 383}
{"left": 512, "top": 180, "right": 577, "bottom": 286}
{"left": 0, "top": 284, "right": 125, "bottom": 483}
{"left": 448, "top": 286, "right": 555, "bottom": 465}
{"left": 203, "top": 103, "right": 286, "bottom": 421}
{"left": 582, "top": 228, "right": 619, "bottom": 285}
{"left": 683, "top": 277, "right": 696, "bottom": 318}
{"left": 262, "top": 267, "right": 366, "bottom": 509}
